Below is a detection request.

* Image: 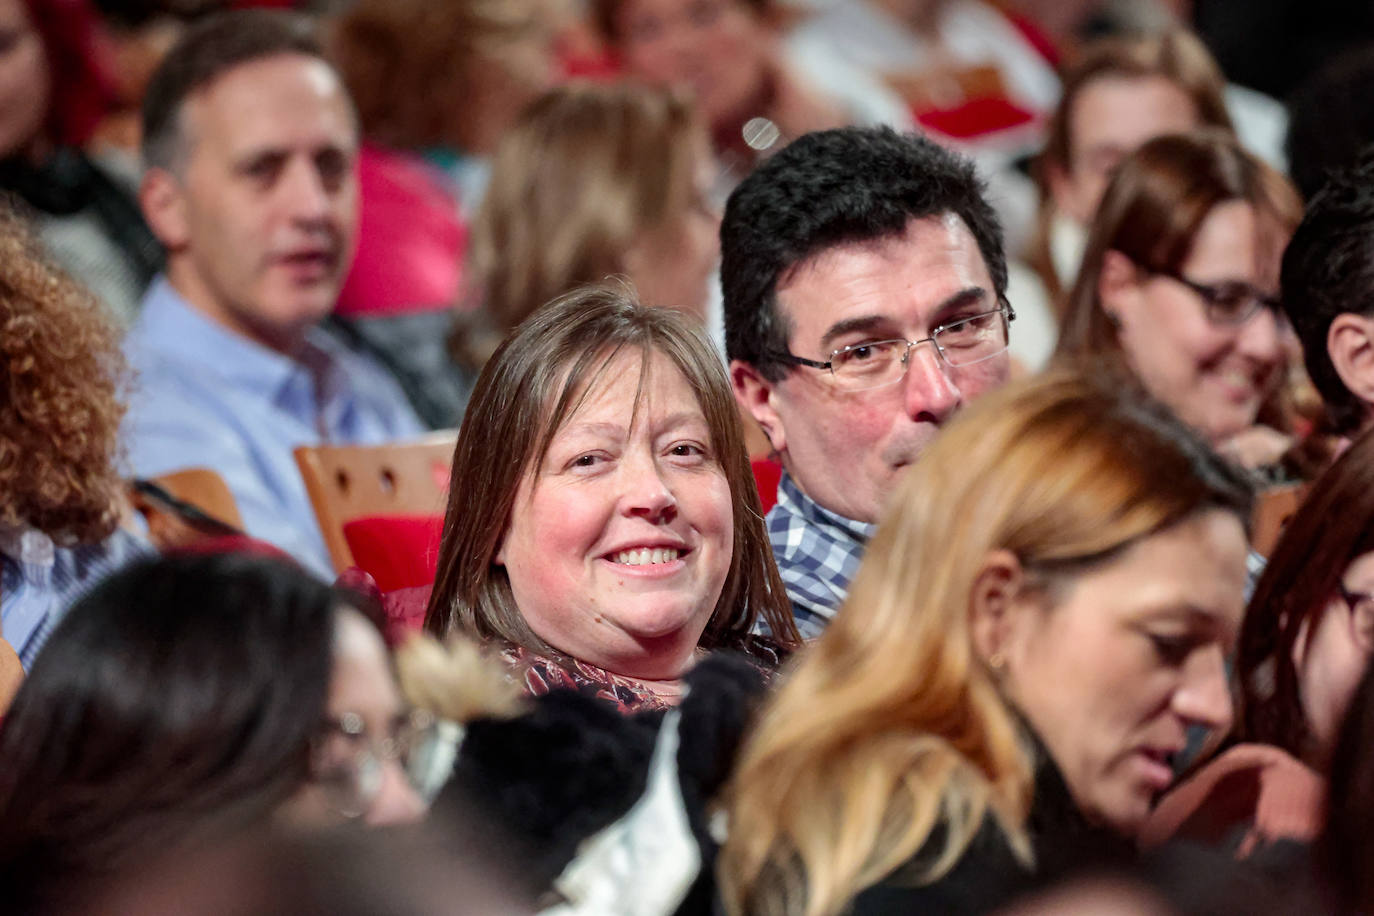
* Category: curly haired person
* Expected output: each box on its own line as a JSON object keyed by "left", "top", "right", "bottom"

{"left": 0, "top": 208, "right": 149, "bottom": 674}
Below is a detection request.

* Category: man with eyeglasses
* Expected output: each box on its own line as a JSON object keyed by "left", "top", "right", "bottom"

{"left": 723, "top": 126, "right": 1013, "bottom": 637}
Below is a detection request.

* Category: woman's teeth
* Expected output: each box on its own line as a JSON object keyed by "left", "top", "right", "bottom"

{"left": 613, "top": 548, "right": 680, "bottom": 566}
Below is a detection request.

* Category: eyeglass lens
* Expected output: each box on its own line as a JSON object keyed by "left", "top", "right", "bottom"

{"left": 828, "top": 310, "right": 1010, "bottom": 390}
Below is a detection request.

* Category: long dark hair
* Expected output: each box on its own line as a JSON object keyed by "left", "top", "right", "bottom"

{"left": 0, "top": 552, "right": 342, "bottom": 901}
{"left": 1320, "top": 657, "right": 1374, "bottom": 914}
{"left": 1238, "top": 425, "right": 1374, "bottom": 759}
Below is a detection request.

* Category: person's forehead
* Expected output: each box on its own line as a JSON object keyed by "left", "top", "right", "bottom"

{"left": 1070, "top": 74, "right": 1200, "bottom": 157}
{"left": 775, "top": 213, "right": 994, "bottom": 340}
{"left": 557, "top": 346, "right": 708, "bottom": 430}
{"left": 328, "top": 608, "right": 400, "bottom": 717}
{"left": 182, "top": 52, "right": 356, "bottom": 148}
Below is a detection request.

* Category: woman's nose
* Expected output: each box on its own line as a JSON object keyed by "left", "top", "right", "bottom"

{"left": 1172, "top": 646, "right": 1234, "bottom": 734}
{"left": 365, "top": 759, "right": 426, "bottom": 826}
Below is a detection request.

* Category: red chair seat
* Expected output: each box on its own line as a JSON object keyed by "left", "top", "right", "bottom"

{"left": 342, "top": 514, "right": 444, "bottom": 593}
{"left": 751, "top": 457, "right": 782, "bottom": 515}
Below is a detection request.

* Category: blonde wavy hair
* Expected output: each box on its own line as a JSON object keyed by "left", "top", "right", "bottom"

{"left": 453, "top": 82, "right": 706, "bottom": 370}
{"left": 718, "top": 370, "right": 1253, "bottom": 916}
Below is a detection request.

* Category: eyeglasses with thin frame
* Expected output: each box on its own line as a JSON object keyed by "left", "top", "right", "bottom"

{"left": 309, "top": 708, "right": 461, "bottom": 819}
{"left": 1142, "top": 265, "right": 1283, "bottom": 326}
{"left": 769, "top": 304, "right": 1016, "bottom": 392}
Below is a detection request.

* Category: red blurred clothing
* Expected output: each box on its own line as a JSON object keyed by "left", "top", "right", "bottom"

{"left": 336, "top": 145, "right": 467, "bottom": 318}
{"left": 24, "top": 0, "right": 119, "bottom": 147}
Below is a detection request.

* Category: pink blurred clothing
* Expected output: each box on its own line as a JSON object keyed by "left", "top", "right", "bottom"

{"left": 336, "top": 145, "right": 467, "bottom": 318}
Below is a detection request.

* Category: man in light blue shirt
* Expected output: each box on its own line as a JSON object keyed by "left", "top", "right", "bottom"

{"left": 124, "top": 12, "right": 423, "bottom": 578}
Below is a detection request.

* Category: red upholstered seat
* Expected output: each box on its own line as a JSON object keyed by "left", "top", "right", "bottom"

{"left": 751, "top": 457, "right": 782, "bottom": 515}
{"left": 342, "top": 514, "right": 445, "bottom": 593}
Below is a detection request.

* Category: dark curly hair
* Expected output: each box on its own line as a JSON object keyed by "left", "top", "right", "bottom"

{"left": 1281, "top": 156, "right": 1374, "bottom": 436}
{"left": 720, "top": 126, "right": 1007, "bottom": 382}
{"left": 0, "top": 207, "right": 126, "bottom": 543}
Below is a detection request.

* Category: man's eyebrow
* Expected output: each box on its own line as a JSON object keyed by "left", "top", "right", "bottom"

{"left": 929, "top": 288, "right": 989, "bottom": 325}
{"left": 231, "top": 147, "right": 288, "bottom": 169}
{"left": 819, "top": 315, "right": 893, "bottom": 349}
{"left": 817, "top": 287, "right": 990, "bottom": 348}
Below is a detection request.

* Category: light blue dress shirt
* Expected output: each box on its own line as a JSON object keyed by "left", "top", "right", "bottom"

{"left": 1, "top": 527, "right": 151, "bottom": 669}
{"left": 123, "top": 278, "right": 425, "bottom": 578}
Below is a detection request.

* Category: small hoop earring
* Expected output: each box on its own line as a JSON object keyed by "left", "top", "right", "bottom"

{"left": 987, "top": 652, "right": 1005, "bottom": 671}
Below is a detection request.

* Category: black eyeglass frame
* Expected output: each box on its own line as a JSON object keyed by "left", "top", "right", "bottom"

{"left": 1141, "top": 265, "right": 1283, "bottom": 327}
{"left": 768, "top": 302, "right": 1017, "bottom": 381}
{"left": 1337, "top": 581, "right": 1374, "bottom": 621}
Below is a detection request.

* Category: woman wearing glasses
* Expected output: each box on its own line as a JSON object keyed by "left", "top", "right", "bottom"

{"left": 1144, "top": 426, "right": 1374, "bottom": 856}
{"left": 0, "top": 552, "right": 436, "bottom": 906}
{"left": 1056, "top": 130, "right": 1304, "bottom": 472}
{"left": 719, "top": 371, "right": 1252, "bottom": 915}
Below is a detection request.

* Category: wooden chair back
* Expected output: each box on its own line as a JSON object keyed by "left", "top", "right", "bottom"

{"left": 129, "top": 467, "right": 245, "bottom": 552}
{"left": 294, "top": 433, "right": 457, "bottom": 573}
{"left": 0, "top": 637, "right": 22, "bottom": 715}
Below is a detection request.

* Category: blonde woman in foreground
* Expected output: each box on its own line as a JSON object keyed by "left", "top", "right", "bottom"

{"left": 718, "top": 371, "right": 1254, "bottom": 916}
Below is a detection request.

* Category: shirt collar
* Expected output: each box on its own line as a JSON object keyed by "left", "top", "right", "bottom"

{"left": 137, "top": 276, "right": 348, "bottom": 405}
{"left": 0, "top": 526, "right": 54, "bottom": 571}
{"left": 776, "top": 470, "right": 877, "bottom": 545}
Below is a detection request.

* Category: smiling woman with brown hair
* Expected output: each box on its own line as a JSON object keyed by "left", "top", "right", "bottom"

{"left": 1056, "top": 130, "right": 1304, "bottom": 471}
{"left": 426, "top": 283, "right": 797, "bottom": 712}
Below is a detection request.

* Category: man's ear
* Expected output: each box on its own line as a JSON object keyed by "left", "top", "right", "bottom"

{"left": 139, "top": 167, "right": 190, "bottom": 251}
{"left": 1328, "top": 312, "right": 1374, "bottom": 413}
{"left": 968, "top": 549, "right": 1026, "bottom": 668}
{"left": 730, "top": 359, "right": 787, "bottom": 456}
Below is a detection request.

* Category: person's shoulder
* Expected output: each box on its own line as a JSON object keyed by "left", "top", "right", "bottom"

{"left": 853, "top": 809, "right": 1033, "bottom": 916}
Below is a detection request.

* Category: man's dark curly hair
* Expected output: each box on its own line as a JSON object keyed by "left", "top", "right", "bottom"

{"left": 1281, "top": 155, "right": 1374, "bottom": 435}
{"left": 0, "top": 207, "right": 126, "bottom": 544}
{"left": 721, "top": 126, "right": 1007, "bottom": 381}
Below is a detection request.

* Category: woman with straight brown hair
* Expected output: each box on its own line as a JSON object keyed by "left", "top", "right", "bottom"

{"left": 1026, "top": 30, "right": 1234, "bottom": 319}
{"left": 719, "top": 371, "right": 1252, "bottom": 916}
{"left": 1141, "top": 425, "right": 1374, "bottom": 858}
{"left": 451, "top": 81, "right": 721, "bottom": 374}
{"left": 427, "top": 282, "right": 797, "bottom": 713}
{"left": 1055, "top": 130, "right": 1304, "bottom": 471}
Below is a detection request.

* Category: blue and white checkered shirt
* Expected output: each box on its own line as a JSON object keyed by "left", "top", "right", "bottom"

{"left": 765, "top": 471, "right": 877, "bottom": 639}
{"left": 1, "top": 527, "right": 150, "bottom": 669}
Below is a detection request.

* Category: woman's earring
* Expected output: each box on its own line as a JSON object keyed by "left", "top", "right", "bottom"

{"left": 987, "top": 652, "right": 1005, "bottom": 672}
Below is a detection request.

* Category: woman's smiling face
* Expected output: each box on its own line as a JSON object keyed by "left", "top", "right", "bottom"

{"left": 496, "top": 348, "right": 733, "bottom": 681}
{"left": 1108, "top": 200, "right": 1285, "bottom": 444}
